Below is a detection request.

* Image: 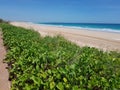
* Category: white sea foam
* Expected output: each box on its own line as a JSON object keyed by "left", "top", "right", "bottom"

{"left": 37, "top": 23, "right": 120, "bottom": 33}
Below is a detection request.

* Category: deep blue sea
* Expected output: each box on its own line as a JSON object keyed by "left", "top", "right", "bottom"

{"left": 39, "top": 23, "right": 120, "bottom": 33}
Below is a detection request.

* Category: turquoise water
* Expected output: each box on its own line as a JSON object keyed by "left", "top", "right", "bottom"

{"left": 39, "top": 23, "right": 120, "bottom": 33}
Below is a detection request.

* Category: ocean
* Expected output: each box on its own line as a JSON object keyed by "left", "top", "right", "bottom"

{"left": 39, "top": 23, "right": 120, "bottom": 33}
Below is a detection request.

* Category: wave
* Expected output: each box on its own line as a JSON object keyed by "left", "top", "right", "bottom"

{"left": 66, "top": 26, "right": 120, "bottom": 33}
{"left": 38, "top": 23, "right": 120, "bottom": 33}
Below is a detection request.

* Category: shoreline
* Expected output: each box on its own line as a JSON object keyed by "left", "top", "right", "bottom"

{"left": 37, "top": 23, "right": 120, "bottom": 34}
{"left": 10, "top": 21, "right": 120, "bottom": 51}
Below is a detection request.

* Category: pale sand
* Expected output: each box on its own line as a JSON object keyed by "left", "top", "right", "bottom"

{"left": 0, "top": 30, "right": 10, "bottom": 90}
{"left": 10, "top": 22, "right": 120, "bottom": 51}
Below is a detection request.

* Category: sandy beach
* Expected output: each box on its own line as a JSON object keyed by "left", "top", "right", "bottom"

{"left": 10, "top": 22, "right": 120, "bottom": 51}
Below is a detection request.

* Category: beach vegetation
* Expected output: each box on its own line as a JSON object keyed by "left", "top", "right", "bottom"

{"left": 0, "top": 18, "right": 9, "bottom": 23}
{"left": 0, "top": 23, "right": 120, "bottom": 90}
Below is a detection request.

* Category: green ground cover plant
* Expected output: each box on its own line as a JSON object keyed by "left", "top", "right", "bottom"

{"left": 0, "top": 23, "right": 120, "bottom": 90}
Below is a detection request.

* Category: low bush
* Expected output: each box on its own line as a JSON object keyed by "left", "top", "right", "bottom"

{"left": 0, "top": 23, "right": 120, "bottom": 90}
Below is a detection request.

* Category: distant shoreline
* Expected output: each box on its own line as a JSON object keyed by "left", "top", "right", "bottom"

{"left": 37, "top": 22, "right": 120, "bottom": 33}
{"left": 10, "top": 21, "right": 120, "bottom": 51}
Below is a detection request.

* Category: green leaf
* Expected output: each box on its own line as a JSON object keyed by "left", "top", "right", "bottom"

{"left": 50, "top": 81, "right": 55, "bottom": 89}
{"left": 24, "top": 84, "right": 31, "bottom": 90}
{"left": 63, "top": 77, "right": 67, "bottom": 83}
{"left": 41, "top": 72, "right": 47, "bottom": 79}
{"left": 70, "top": 64, "right": 76, "bottom": 69}
{"left": 72, "top": 85, "right": 79, "bottom": 90}
{"left": 56, "top": 73, "right": 61, "bottom": 79}
{"left": 57, "top": 82, "right": 64, "bottom": 90}
{"left": 30, "top": 76, "right": 40, "bottom": 85}
{"left": 48, "top": 69, "right": 52, "bottom": 74}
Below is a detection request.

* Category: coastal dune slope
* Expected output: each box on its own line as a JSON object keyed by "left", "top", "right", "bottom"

{"left": 10, "top": 22, "right": 120, "bottom": 51}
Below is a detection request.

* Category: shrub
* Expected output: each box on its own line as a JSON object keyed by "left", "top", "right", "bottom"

{"left": 0, "top": 23, "right": 120, "bottom": 90}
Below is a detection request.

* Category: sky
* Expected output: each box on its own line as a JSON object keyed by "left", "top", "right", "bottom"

{"left": 0, "top": 0, "right": 120, "bottom": 23}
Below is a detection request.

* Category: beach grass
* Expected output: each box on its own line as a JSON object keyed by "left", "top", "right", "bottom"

{"left": 0, "top": 23, "right": 120, "bottom": 90}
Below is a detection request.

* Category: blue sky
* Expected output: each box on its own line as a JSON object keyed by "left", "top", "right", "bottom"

{"left": 0, "top": 0, "right": 120, "bottom": 23}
